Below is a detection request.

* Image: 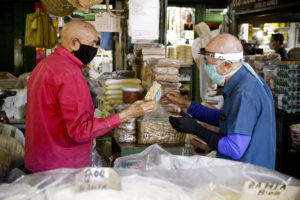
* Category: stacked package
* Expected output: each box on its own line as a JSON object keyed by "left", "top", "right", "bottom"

{"left": 167, "top": 46, "right": 176, "bottom": 59}
{"left": 99, "top": 79, "right": 141, "bottom": 117}
{"left": 114, "top": 104, "right": 137, "bottom": 144}
{"left": 275, "top": 61, "right": 300, "bottom": 114}
{"left": 133, "top": 44, "right": 165, "bottom": 79}
{"left": 168, "top": 45, "right": 193, "bottom": 65}
{"left": 146, "top": 58, "right": 181, "bottom": 113}
{"left": 138, "top": 59, "right": 185, "bottom": 145}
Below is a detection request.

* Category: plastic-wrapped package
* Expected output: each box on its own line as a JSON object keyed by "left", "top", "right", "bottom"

{"left": 0, "top": 144, "right": 300, "bottom": 200}
{"left": 155, "top": 74, "right": 179, "bottom": 83}
{"left": 0, "top": 124, "right": 25, "bottom": 147}
{"left": 158, "top": 81, "right": 181, "bottom": 91}
{"left": 138, "top": 119, "right": 185, "bottom": 144}
{"left": 116, "top": 133, "right": 137, "bottom": 143}
{"left": 114, "top": 144, "right": 300, "bottom": 200}
{"left": 161, "top": 104, "right": 180, "bottom": 113}
{"left": 90, "top": 148, "right": 108, "bottom": 167}
{"left": 15, "top": 72, "right": 31, "bottom": 89}
{"left": 112, "top": 70, "right": 135, "bottom": 79}
{"left": 118, "top": 121, "right": 136, "bottom": 130}
{"left": 114, "top": 104, "right": 137, "bottom": 144}
{"left": 117, "top": 128, "right": 136, "bottom": 135}
{"left": 153, "top": 67, "right": 179, "bottom": 75}
{"left": 157, "top": 58, "right": 180, "bottom": 68}
{"left": 137, "top": 104, "right": 185, "bottom": 144}
{"left": 0, "top": 135, "right": 24, "bottom": 169}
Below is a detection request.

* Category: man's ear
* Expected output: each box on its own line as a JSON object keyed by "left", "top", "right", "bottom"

{"left": 70, "top": 37, "right": 80, "bottom": 52}
{"left": 224, "top": 61, "right": 232, "bottom": 73}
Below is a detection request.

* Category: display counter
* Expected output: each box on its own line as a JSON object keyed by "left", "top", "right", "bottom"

{"left": 113, "top": 134, "right": 193, "bottom": 157}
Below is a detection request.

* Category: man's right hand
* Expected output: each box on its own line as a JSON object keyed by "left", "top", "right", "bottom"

{"left": 118, "top": 100, "right": 157, "bottom": 122}
{"left": 160, "top": 91, "right": 191, "bottom": 109}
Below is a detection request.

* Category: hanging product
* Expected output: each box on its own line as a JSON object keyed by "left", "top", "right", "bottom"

{"left": 41, "top": 0, "right": 76, "bottom": 17}
{"left": 68, "top": 0, "right": 103, "bottom": 11}
{"left": 25, "top": 9, "right": 58, "bottom": 49}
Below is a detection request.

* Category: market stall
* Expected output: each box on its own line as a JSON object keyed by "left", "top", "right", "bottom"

{"left": 2, "top": 1, "right": 300, "bottom": 196}
{"left": 0, "top": 145, "right": 300, "bottom": 200}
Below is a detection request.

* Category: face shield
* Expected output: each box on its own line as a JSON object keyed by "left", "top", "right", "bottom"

{"left": 199, "top": 48, "right": 243, "bottom": 62}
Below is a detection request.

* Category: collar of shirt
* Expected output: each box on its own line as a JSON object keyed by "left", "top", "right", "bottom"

{"left": 55, "top": 46, "right": 83, "bottom": 69}
{"left": 222, "top": 65, "right": 247, "bottom": 98}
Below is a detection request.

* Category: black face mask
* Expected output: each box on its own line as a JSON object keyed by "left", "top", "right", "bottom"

{"left": 73, "top": 42, "right": 97, "bottom": 65}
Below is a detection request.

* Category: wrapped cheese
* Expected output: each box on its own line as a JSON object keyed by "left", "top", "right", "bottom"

{"left": 145, "top": 81, "right": 162, "bottom": 102}
{"left": 157, "top": 58, "right": 180, "bottom": 68}
{"left": 157, "top": 81, "right": 181, "bottom": 91}
{"left": 155, "top": 74, "right": 179, "bottom": 83}
{"left": 152, "top": 67, "right": 179, "bottom": 75}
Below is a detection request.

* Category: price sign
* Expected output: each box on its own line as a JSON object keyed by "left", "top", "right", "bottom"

{"left": 75, "top": 168, "right": 121, "bottom": 192}
{"left": 240, "top": 181, "right": 300, "bottom": 200}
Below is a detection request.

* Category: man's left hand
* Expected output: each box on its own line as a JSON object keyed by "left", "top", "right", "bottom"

{"left": 169, "top": 116, "right": 200, "bottom": 134}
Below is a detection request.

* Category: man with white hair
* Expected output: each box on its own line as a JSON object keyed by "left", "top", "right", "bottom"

{"left": 163, "top": 33, "right": 276, "bottom": 169}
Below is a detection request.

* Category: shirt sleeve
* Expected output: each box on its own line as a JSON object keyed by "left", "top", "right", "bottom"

{"left": 226, "top": 92, "right": 258, "bottom": 135}
{"left": 218, "top": 133, "right": 251, "bottom": 160}
{"left": 187, "top": 101, "right": 221, "bottom": 127}
{"left": 55, "top": 70, "right": 121, "bottom": 143}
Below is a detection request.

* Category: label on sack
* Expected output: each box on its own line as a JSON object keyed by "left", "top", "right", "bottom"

{"left": 240, "top": 181, "right": 300, "bottom": 200}
{"left": 75, "top": 167, "right": 121, "bottom": 192}
{"left": 124, "top": 134, "right": 134, "bottom": 141}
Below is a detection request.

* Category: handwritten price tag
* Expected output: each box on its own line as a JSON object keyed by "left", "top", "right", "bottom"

{"left": 75, "top": 168, "right": 121, "bottom": 192}
{"left": 240, "top": 181, "right": 300, "bottom": 200}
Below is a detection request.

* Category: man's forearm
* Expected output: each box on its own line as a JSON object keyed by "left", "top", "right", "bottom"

{"left": 187, "top": 102, "right": 221, "bottom": 127}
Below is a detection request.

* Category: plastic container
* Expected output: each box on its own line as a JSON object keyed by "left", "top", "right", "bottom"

{"left": 122, "top": 87, "right": 142, "bottom": 104}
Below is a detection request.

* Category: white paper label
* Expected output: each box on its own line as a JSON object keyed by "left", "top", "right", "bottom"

{"left": 75, "top": 168, "right": 121, "bottom": 192}
{"left": 144, "top": 133, "right": 154, "bottom": 140}
{"left": 124, "top": 134, "right": 134, "bottom": 141}
{"left": 240, "top": 181, "right": 300, "bottom": 200}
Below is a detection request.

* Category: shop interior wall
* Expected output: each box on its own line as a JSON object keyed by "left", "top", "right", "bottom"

{"left": 228, "top": 1, "right": 300, "bottom": 35}
{"left": 0, "top": 1, "right": 35, "bottom": 77}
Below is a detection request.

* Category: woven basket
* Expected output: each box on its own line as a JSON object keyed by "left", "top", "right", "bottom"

{"left": 41, "top": 0, "right": 76, "bottom": 16}
{"left": 79, "top": 0, "right": 103, "bottom": 9}
{"left": 67, "top": 0, "right": 86, "bottom": 11}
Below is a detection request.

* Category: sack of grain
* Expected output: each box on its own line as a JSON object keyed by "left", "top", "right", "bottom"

{"left": 0, "top": 135, "right": 24, "bottom": 169}
{"left": 0, "top": 149, "right": 11, "bottom": 177}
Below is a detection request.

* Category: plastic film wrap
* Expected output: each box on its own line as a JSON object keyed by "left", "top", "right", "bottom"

{"left": 138, "top": 119, "right": 185, "bottom": 144}
{"left": 157, "top": 58, "right": 180, "bottom": 68}
{"left": 153, "top": 67, "right": 179, "bottom": 75}
{"left": 137, "top": 104, "right": 185, "bottom": 144}
{"left": 155, "top": 74, "right": 179, "bottom": 83}
{"left": 0, "top": 145, "right": 300, "bottom": 200}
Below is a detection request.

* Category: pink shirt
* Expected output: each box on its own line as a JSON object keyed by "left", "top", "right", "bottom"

{"left": 25, "top": 46, "right": 121, "bottom": 172}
